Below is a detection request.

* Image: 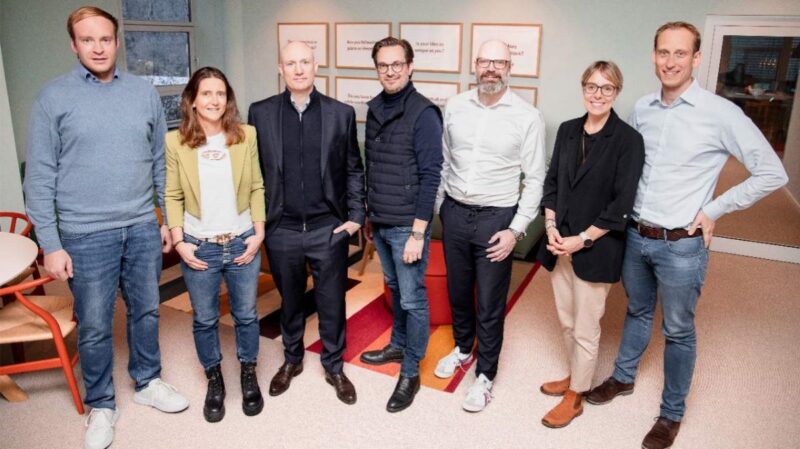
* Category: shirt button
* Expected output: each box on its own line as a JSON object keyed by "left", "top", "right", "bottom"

{"left": 623, "top": 214, "right": 628, "bottom": 218}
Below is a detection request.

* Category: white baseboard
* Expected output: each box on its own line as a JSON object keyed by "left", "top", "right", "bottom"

{"left": 709, "top": 237, "right": 800, "bottom": 264}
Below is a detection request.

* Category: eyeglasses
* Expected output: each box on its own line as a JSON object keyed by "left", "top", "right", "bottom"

{"left": 582, "top": 83, "right": 617, "bottom": 96}
{"left": 376, "top": 61, "right": 408, "bottom": 74}
{"left": 475, "top": 58, "right": 510, "bottom": 69}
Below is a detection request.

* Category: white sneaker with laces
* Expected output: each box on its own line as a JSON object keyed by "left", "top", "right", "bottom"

{"left": 84, "top": 407, "right": 119, "bottom": 449}
{"left": 462, "top": 373, "right": 493, "bottom": 412}
{"left": 434, "top": 347, "right": 473, "bottom": 379}
{"left": 133, "top": 378, "right": 189, "bottom": 413}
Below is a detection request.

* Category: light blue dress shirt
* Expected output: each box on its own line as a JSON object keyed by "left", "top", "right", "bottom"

{"left": 629, "top": 79, "right": 788, "bottom": 229}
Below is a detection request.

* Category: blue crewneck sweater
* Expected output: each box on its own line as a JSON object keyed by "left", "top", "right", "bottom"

{"left": 24, "top": 64, "right": 167, "bottom": 254}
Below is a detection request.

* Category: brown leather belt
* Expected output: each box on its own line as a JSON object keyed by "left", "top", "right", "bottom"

{"left": 635, "top": 222, "right": 699, "bottom": 241}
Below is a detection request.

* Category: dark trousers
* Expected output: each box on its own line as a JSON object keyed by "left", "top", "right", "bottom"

{"left": 265, "top": 223, "right": 350, "bottom": 373}
{"left": 440, "top": 197, "right": 515, "bottom": 380}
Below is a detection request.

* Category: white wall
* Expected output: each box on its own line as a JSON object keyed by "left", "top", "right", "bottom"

{"left": 226, "top": 0, "right": 800, "bottom": 155}
{"left": 0, "top": 42, "right": 24, "bottom": 214}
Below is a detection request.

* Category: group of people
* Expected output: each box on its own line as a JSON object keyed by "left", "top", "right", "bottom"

{"left": 21, "top": 5, "right": 788, "bottom": 449}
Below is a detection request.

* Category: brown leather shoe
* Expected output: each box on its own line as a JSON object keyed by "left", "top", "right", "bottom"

{"left": 541, "top": 389, "right": 583, "bottom": 428}
{"left": 540, "top": 376, "right": 571, "bottom": 396}
{"left": 585, "top": 377, "right": 634, "bottom": 405}
{"left": 642, "top": 417, "right": 681, "bottom": 449}
{"left": 325, "top": 371, "right": 357, "bottom": 405}
{"left": 269, "top": 362, "right": 303, "bottom": 396}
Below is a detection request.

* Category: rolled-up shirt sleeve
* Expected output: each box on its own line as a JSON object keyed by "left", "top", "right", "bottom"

{"left": 510, "top": 110, "right": 547, "bottom": 233}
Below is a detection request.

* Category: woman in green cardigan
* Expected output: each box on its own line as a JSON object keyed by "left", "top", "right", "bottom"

{"left": 165, "top": 67, "right": 266, "bottom": 423}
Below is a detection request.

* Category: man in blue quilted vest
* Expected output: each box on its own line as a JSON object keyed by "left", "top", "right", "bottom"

{"left": 359, "top": 37, "right": 443, "bottom": 413}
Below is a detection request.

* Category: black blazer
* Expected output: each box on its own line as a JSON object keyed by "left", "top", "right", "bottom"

{"left": 247, "top": 91, "right": 366, "bottom": 236}
{"left": 537, "top": 109, "right": 644, "bottom": 283}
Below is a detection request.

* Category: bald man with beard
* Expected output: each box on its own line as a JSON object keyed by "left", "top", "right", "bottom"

{"left": 433, "top": 40, "right": 547, "bottom": 412}
{"left": 247, "top": 42, "right": 365, "bottom": 405}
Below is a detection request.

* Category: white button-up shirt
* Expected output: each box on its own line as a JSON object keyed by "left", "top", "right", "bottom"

{"left": 630, "top": 80, "right": 788, "bottom": 229}
{"left": 437, "top": 87, "right": 547, "bottom": 233}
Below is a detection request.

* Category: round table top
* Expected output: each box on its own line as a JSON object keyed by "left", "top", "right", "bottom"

{"left": 0, "top": 232, "right": 38, "bottom": 286}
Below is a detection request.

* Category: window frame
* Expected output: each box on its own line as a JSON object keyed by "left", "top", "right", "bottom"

{"left": 119, "top": 1, "right": 197, "bottom": 128}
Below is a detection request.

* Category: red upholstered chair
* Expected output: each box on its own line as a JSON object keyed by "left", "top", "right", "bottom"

{"left": 383, "top": 240, "right": 453, "bottom": 325}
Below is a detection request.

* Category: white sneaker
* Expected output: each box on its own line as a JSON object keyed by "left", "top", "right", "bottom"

{"left": 84, "top": 408, "right": 119, "bottom": 449}
{"left": 133, "top": 378, "right": 189, "bottom": 413}
{"left": 434, "top": 347, "right": 473, "bottom": 379}
{"left": 462, "top": 373, "right": 493, "bottom": 412}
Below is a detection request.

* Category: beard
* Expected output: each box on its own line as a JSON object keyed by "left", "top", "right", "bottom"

{"left": 477, "top": 72, "right": 508, "bottom": 95}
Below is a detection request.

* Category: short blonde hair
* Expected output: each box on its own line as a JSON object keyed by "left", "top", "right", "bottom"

{"left": 654, "top": 21, "right": 701, "bottom": 53}
{"left": 67, "top": 6, "right": 118, "bottom": 41}
{"left": 581, "top": 60, "right": 624, "bottom": 92}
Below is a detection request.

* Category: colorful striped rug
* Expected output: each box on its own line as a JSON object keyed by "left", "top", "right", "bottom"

{"left": 306, "top": 261, "right": 540, "bottom": 392}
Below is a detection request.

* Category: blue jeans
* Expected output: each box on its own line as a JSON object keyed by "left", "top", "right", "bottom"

{"left": 372, "top": 225, "right": 431, "bottom": 377}
{"left": 182, "top": 228, "right": 261, "bottom": 370}
{"left": 612, "top": 226, "right": 708, "bottom": 422}
{"left": 62, "top": 220, "right": 163, "bottom": 410}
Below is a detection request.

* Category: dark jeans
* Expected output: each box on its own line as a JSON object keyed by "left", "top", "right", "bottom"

{"left": 265, "top": 223, "right": 349, "bottom": 373}
{"left": 440, "top": 197, "right": 515, "bottom": 381}
{"left": 62, "top": 220, "right": 163, "bottom": 410}
{"left": 371, "top": 224, "right": 431, "bottom": 377}
{"left": 182, "top": 228, "right": 260, "bottom": 370}
{"left": 612, "top": 225, "right": 708, "bottom": 422}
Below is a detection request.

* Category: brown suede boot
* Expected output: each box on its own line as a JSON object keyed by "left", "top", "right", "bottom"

{"left": 542, "top": 389, "right": 583, "bottom": 428}
{"left": 540, "top": 376, "right": 571, "bottom": 396}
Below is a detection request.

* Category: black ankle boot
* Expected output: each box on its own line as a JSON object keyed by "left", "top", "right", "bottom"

{"left": 241, "top": 362, "right": 264, "bottom": 416}
{"left": 386, "top": 375, "right": 420, "bottom": 413}
{"left": 204, "top": 364, "right": 225, "bottom": 422}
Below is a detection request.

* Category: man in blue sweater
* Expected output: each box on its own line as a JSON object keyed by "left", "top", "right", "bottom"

{"left": 359, "top": 37, "right": 443, "bottom": 413}
{"left": 23, "top": 7, "right": 188, "bottom": 449}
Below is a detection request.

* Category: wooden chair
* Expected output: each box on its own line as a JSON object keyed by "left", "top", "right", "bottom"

{"left": 0, "top": 212, "right": 45, "bottom": 295}
{"left": 0, "top": 276, "right": 83, "bottom": 414}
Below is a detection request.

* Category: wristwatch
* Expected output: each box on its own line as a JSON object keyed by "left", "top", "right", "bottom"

{"left": 579, "top": 231, "right": 594, "bottom": 248}
{"left": 509, "top": 228, "right": 525, "bottom": 242}
{"left": 410, "top": 231, "right": 424, "bottom": 241}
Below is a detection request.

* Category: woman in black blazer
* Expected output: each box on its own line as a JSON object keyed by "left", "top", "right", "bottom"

{"left": 537, "top": 61, "right": 644, "bottom": 428}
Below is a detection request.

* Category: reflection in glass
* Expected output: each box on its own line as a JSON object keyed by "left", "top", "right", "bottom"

{"left": 125, "top": 31, "right": 191, "bottom": 86}
{"left": 122, "top": 0, "right": 190, "bottom": 22}
{"left": 716, "top": 36, "right": 799, "bottom": 159}
{"left": 161, "top": 94, "right": 182, "bottom": 125}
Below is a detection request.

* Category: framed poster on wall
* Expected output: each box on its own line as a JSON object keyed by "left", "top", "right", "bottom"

{"left": 413, "top": 81, "right": 460, "bottom": 109}
{"left": 470, "top": 23, "right": 542, "bottom": 78}
{"left": 277, "top": 22, "right": 329, "bottom": 67}
{"left": 335, "top": 22, "right": 392, "bottom": 69}
{"left": 335, "top": 76, "right": 382, "bottom": 123}
{"left": 278, "top": 75, "right": 329, "bottom": 96}
{"left": 399, "top": 22, "right": 462, "bottom": 73}
{"left": 469, "top": 83, "right": 539, "bottom": 106}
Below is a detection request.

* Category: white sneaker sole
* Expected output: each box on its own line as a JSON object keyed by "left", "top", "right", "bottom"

{"left": 462, "top": 401, "right": 487, "bottom": 413}
{"left": 434, "top": 355, "right": 474, "bottom": 379}
{"left": 132, "top": 394, "right": 189, "bottom": 413}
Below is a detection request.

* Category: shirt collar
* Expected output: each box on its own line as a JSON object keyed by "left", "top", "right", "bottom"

{"left": 650, "top": 78, "right": 700, "bottom": 107}
{"left": 76, "top": 63, "right": 120, "bottom": 84}
{"left": 469, "top": 85, "right": 514, "bottom": 109}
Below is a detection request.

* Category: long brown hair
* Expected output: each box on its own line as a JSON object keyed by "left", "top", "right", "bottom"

{"left": 179, "top": 67, "right": 245, "bottom": 148}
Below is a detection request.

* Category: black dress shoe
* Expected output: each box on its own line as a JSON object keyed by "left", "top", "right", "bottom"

{"left": 642, "top": 417, "right": 681, "bottom": 449}
{"left": 325, "top": 371, "right": 357, "bottom": 405}
{"left": 386, "top": 375, "right": 420, "bottom": 413}
{"left": 241, "top": 362, "right": 264, "bottom": 416}
{"left": 360, "top": 344, "right": 404, "bottom": 365}
{"left": 269, "top": 362, "right": 303, "bottom": 397}
{"left": 203, "top": 364, "right": 226, "bottom": 423}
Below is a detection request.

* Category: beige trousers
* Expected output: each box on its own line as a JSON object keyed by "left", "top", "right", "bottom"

{"left": 550, "top": 254, "right": 613, "bottom": 393}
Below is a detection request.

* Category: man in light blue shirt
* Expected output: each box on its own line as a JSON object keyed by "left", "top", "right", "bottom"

{"left": 585, "top": 22, "right": 787, "bottom": 449}
{"left": 24, "top": 7, "right": 188, "bottom": 449}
